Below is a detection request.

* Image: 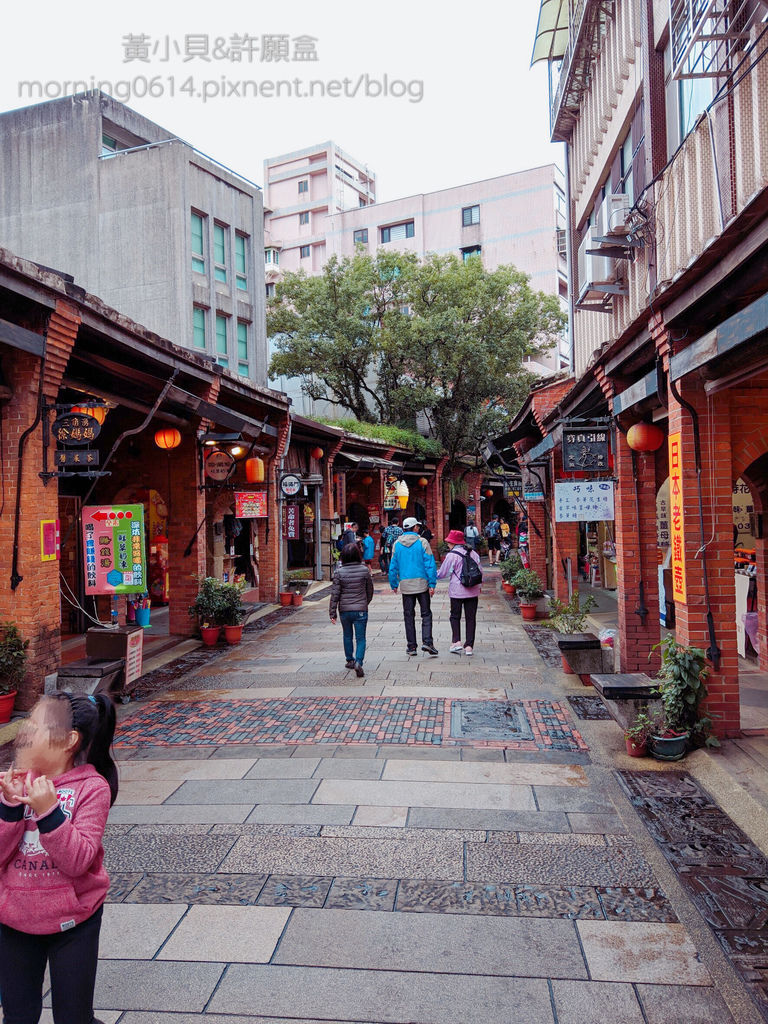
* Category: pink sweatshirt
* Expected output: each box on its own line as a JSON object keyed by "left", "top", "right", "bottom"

{"left": 0, "top": 763, "right": 111, "bottom": 935}
{"left": 436, "top": 546, "right": 482, "bottom": 599}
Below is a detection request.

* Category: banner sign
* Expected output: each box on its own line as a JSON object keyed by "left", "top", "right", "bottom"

{"left": 82, "top": 504, "right": 147, "bottom": 595}
{"left": 234, "top": 491, "right": 268, "bottom": 518}
{"left": 40, "top": 519, "right": 60, "bottom": 562}
{"left": 562, "top": 425, "right": 610, "bottom": 473}
{"left": 285, "top": 503, "right": 300, "bottom": 539}
{"left": 555, "top": 481, "right": 615, "bottom": 522}
{"left": 522, "top": 467, "right": 545, "bottom": 502}
{"left": 668, "top": 432, "right": 687, "bottom": 603}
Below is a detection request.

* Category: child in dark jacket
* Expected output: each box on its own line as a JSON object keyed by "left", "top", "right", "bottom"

{"left": 330, "top": 543, "right": 374, "bottom": 676}
{"left": 0, "top": 691, "right": 118, "bottom": 1024}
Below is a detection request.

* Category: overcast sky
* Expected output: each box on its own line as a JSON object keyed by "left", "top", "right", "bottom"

{"left": 2, "top": 1, "right": 562, "bottom": 200}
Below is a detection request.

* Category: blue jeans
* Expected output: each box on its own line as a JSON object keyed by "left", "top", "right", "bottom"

{"left": 339, "top": 610, "right": 368, "bottom": 664}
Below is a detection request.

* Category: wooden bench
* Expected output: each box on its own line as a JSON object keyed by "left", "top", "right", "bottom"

{"left": 589, "top": 673, "right": 661, "bottom": 731}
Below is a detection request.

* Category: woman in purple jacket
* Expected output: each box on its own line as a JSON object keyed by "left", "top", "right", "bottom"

{"left": 437, "top": 529, "right": 483, "bottom": 656}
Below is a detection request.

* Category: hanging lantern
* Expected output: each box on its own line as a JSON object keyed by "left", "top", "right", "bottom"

{"left": 362, "top": 475, "right": 373, "bottom": 486}
{"left": 395, "top": 479, "right": 410, "bottom": 509}
{"left": 485, "top": 488, "right": 494, "bottom": 498}
{"left": 310, "top": 446, "right": 324, "bottom": 460}
{"left": 154, "top": 427, "right": 181, "bottom": 450}
{"left": 72, "top": 404, "right": 108, "bottom": 425}
{"left": 626, "top": 422, "right": 664, "bottom": 452}
{"left": 245, "top": 456, "right": 265, "bottom": 483}
{"left": 418, "top": 477, "right": 429, "bottom": 487}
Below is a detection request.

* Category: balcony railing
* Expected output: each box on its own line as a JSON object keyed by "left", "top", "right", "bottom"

{"left": 670, "top": 0, "right": 767, "bottom": 81}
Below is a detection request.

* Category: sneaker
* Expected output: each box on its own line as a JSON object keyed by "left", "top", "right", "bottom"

{"left": 449, "top": 642, "right": 464, "bottom": 655}
{"left": 422, "top": 643, "right": 439, "bottom": 657}
{"left": 464, "top": 646, "right": 474, "bottom": 656}
{"left": 345, "top": 659, "right": 356, "bottom": 669}
{"left": 354, "top": 661, "right": 365, "bottom": 677}
{"left": 407, "top": 647, "right": 418, "bottom": 657}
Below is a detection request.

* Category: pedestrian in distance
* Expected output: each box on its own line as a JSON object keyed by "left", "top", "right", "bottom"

{"left": 0, "top": 691, "right": 118, "bottom": 1024}
{"left": 388, "top": 516, "right": 439, "bottom": 657}
{"left": 437, "top": 528, "right": 483, "bottom": 655}
{"left": 379, "top": 516, "right": 403, "bottom": 573}
{"left": 361, "top": 526, "right": 375, "bottom": 570}
{"left": 463, "top": 521, "right": 480, "bottom": 552}
{"left": 484, "top": 514, "right": 502, "bottom": 566}
{"left": 329, "top": 542, "right": 374, "bottom": 677}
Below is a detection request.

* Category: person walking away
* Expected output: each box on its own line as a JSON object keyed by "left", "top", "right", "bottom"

{"left": 464, "top": 521, "right": 480, "bottom": 552}
{"left": 388, "top": 516, "right": 438, "bottom": 656}
{"left": 500, "top": 517, "right": 511, "bottom": 544}
{"left": 361, "top": 527, "right": 375, "bottom": 570}
{"left": 437, "top": 529, "right": 483, "bottom": 655}
{"left": 0, "top": 691, "right": 118, "bottom": 1024}
{"left": 419, "top": 521, "right": 433, "bottom": 543}
{"left": 329, "top": 542, "right": 374, "bottom": 677}
{"left": 380, "top": 516, "right": 403, "bottom": 573}
{"left": 484, "top": 515, "right": 502, "bottom": 566}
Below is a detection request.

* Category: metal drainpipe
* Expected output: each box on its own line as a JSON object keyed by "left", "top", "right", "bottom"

{"left": 277, "top": 415, "right": 292, "bottom": 596}
{"left": 668, "top": 376, "right": 722, "bottom": 670}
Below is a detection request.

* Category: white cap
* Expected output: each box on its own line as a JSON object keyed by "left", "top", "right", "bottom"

{"left": 402, "top": 517, "right": 421, "bottom": 529}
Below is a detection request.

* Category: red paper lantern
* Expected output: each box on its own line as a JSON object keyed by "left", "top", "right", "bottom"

{"left": 245, "top": 456, "right": 265, "bottom": 483}
{"left": 310, "top": 446, "right": 324, "bottom": 459}
{"left": 72, "top": 404, "right": 107, "bottom": 425}
{"left": 362, "top": 475, "right": 373, "bottom": 486}
{"left": 154, "top": 428, "right": 181, "bottom": 450}
{"left": 418, "top": 477, "right": 429, "bottom": 487}
{"left": 485, "top": 488, "right": 494, "bottom": 498}
{"left": 626, "top": 423, "right": 664, "bottom": 452}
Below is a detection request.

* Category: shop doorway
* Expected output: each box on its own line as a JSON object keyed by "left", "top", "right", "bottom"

{"left": 449, "top": 499, "right": 467, "bottom": 529}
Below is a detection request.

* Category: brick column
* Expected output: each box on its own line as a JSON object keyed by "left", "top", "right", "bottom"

{"left": 527, "top": 502, "right": 548, "bottom": 583}
{"left": 426, "top": 456, "right": 449, "bottom": 546}
{"left": 168, "top": 435, "right": 206, "bottom": 636}
{"left": 321, "top": 437, "right": 344, "bottom": 520}
{"left": 550, "top": 447, "right": 579, "bottom": 601}
{"left": 257, "top": 413, "right": 291, "bottom": 602}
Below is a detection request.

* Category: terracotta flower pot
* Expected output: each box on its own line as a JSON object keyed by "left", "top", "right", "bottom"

{"left": 291, "top": 593, "right": 303, "bottom": 606}
{"left": 580, "top": 674, "right": 593, "bottom": 686}
{"left": 279, "top": 592, "right": 293, "bottom": 607}
{"left": 502, "top": 582, "right": 514, "bottom": 594}
{"left": 0, "top": 690, "right": 16, "bottom": 724}
{"left": 625, "top": 736, "right": 648, "bottom": 757}
{"left": 561, "top": 654, "right": 575, "bottom": 674}
{"left": 520, "top": 603, "right": 537, "bottom": 620}
{"left": 224, "top": 624, "right": 243, "bottom": 644}
{"left": 200, "top": 626, "right": 220, "bottom": 647}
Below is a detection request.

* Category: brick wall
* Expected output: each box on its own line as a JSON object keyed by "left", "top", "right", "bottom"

{"left": 257, "top": 413, "right": 291, "bottom": 601}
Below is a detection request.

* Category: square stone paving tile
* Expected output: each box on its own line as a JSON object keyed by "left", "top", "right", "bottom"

{"left": 396, "top": 878, "right": 519, "bottom": 916}
{"left": 244, "top": 757, "right": 321, "bottom": 778}
{"left": 157, "top": 905, "right": 290, "bottom": 962}
{"left": 245, "top": 803, "right": 356, "bottom": 825}
{"left": 634, "top": 983, "right": 736, "bottom": 1023}
{"left": 113, "top": 781, "right": 182, "bottom": 805}
{"left": 106, "top": 872, "right": 143, "bottom": 903}
{"left": 460, "top": 748, "right": 506, "bottom": 761}
{"left": 381, "top": 760, "right": 587, "bottom": 788}
{"left": 92, "top": 961, "right": 225, "bottom": 1012}
{"left": 407, "top": 807, "right": 570, "bottom": 832}
{"left": 108, "top": 805, "right": 253, "bottom": 826}
{"left": 326, "top": 876, "right": 397, "bottom": 911}
{"left": 568, "top": 811, "right": 626, "bottom": 834}
{"left": 103, "top": 834, "right": 236, "bottom": 873}
{"left": 312, "top": 758, "right": 385, "bottom": 779}
{"left": 465, "top": 840, "right": 656, "bottom": 888}
{"left": 374, "top": 744, "right": 463, "bottom": 760}
{"left": 124, "top": 872, "right": 268, "bottom": 905}
{"left": 100, "top": 904, "right": 186, "bottom": 958}
{"left": 209, "top": 744, "right": 295, "bottom": 758}
{"left": 353, "top": 805, "right": 408, "bottom": 827}
{"left": 274, "top": 907, "right": 588, "bottom": 978}
{"left": 312, "top": 778, "right": 536, "bottom": 811}
{"left": 116, "top": 745, "right": 213, "bottom": 761}
{"left": 117, "top": 758, "right": 256, "bottom": 782}
{"left": 596, "top": 886, "right": 678, "bottom": 923}
{"left": 533, "top": 786, "right": 616, "bottom": 814}
{"left": 514, "top": 884, "right": 603, "bottom": 919}
{"left": 208, "top": 963, "right": 555, "bottom": 1023}
{"left": 164, "top": 778, "right": 319, "bottom": 805}
{"left": 576, "top": 921, "right": 712, "bottom": 985}
{"left": 258, "top": 874, "right": 333, "bottom": 907}
{"left": 127, "top": 823, "right": 213, "bottom": 835}
{"left": 551, "top": 980, "right": 644, "bottom": 1023}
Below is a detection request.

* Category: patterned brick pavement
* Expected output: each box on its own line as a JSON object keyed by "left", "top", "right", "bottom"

{"left": 114, "top": 696, "right": 589, "bottom": 751}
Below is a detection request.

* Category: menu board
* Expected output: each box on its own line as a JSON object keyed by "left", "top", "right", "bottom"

{"left": 82, "top": 504, "right": 147, "bottom": 594}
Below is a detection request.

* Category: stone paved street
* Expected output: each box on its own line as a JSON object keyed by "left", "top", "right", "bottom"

{"left": 43, "top": 570, "right": 768, "bottom": 1023}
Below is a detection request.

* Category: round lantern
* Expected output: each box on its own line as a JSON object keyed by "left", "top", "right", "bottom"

{"left": 72, "top": 404, "right": 107, "bottom": 425}
{"left": 418, "top": 477, "right": 429, "bottom": 487}
{"left": 310, "top": 446, "right": 324, "bottom": 459}
{"left": 485, "top": 488, "right": 494, "bottom": 498}
{"left": 395, "top": 479, "right": 410, "bottom": 509}
{"left": 362, "top": 475, "right": 373, "bottom": 486}
{"left": 154, "top": 427, "right": 181, "bottom": 450}
{"left": 626, "top": 422, "right": 664, "bottom": 452}
{"left": 245, "top": 456, "right": 265, "bottom": 483}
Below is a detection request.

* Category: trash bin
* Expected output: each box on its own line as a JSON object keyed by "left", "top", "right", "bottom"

{"left": 57, "top": 658, "right": 125, "bottom": 697}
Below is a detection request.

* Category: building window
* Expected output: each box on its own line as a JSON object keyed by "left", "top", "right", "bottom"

{"left": 461, "top": 245, "right": 482, "bottom": 261}
{"left": 298, "top": 179, "right": 309, "bottom": 193}
{"left": 380, "top": 221, "right": 415, "bottom": 243}
{"left": 359, "top": 196, "right": 367, "bottom": 208}
{"left": 237, "top": 321, "right": 249, "bottom": 376}
{"left": 265, "top": 248, "right": 279, "bottom": 266}
{"left": 266, "top": 282, "right": 275, "bottom": 298}
{"left": 353, "top": 228, "right": 368, "bottom": 244}
{"left": 300, "top": 245, "right": 310, "bottom": 259}
{"left": 193, "top": 306, "right": 206, "bottom": 349}
{"left": 235, "top": 233, "right": 248, "bottom": 291}
{"left": 299, "top": 211, "right": 310, "bottom": 225}
{"left": 213, "top": 223, "right": 227, "bottom": 283}
{"left": 191, "top": 212, "right": 205, "bottom": 274}
{"left": 215, "top": 314, "right": 228, "bottom": 367}
{"left": 462, "top": 205, "right": 480, "bottom": 226}
{"left": 101, "top": 133, "right": 125, "bottom": 156}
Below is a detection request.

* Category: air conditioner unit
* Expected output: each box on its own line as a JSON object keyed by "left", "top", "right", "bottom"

{"left": 597, "top": 193, "right": 632, "bottom": 236}
{"left": 577, "top": 228, "right": 618, "bottom": 302}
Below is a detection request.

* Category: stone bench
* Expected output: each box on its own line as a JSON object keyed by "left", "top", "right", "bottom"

{"left": 589, "top": 673, "right": 661, "bottom": 732}
{"left": 556, "top": 633, "right": 614, "bottom": 676}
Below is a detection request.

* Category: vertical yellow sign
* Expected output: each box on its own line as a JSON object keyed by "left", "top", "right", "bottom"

{"left": 668, "top": 432, "right": 687, "bottom": 603}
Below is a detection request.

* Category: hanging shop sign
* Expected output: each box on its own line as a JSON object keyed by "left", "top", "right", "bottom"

{"left": 284, "top": 503, "right": 300, "bottom": 539}
{"left": 368, "top": 504, "right": 380, "bottom": 524}
{"left": 657, "top": 478, "right": 670, "bottom": 548}
{"left": 205, "top": 449, "right": 236, "bottom": 482}
{"left": 506, "top": 476, "right": 522, "bottom": 499}
{"left": 522, "top": 467, "right": 545, "bottom": 502}
{"left": 51, "top": 412, "right": 102, "bottom": 446}
{"left": 234, "top": 491, "right": 268, "bottom": 518}
{"left": 41, "top": 408, "right": 107, "bottom": 483}
{"left": 40, "top": 519, "right": 60, "bottom": 562}
{"left": 280, "top": 473, "right": 302, "bottom": 498}
{"left": 562, "top": 424, "right": 610, "bottom": 473}
{"left": 555, "top": 481, "right": 615, "bottom": 522}
{"left": 81, "top": 504, "right": 147, "bottom": 595}
{"left": 668, "top": 432, "right": 687, "bottom": 603}
{"left": 303, "top": 502, "right": 316, "bottom": 522}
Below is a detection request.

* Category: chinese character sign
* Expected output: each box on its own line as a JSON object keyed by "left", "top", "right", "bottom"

{"left": 668, "top": 432, "right": 687, "bottom": 603}
{"left": 656, "top": 478, "right": 671, "bottom": 547}
{"left": 285, "top": 504, "right": 299, "bottom": 540}
{"left": 234, "top": 492, "right": 268, "bottom": 518}
{"left": 562, "top": 428, "right": 610, "bottom": 472}
{"left": 554, "top": 481, "right": 615, "bottom": 522}
{"left": 82, "top": 505, "right": 147, "bottom": 595}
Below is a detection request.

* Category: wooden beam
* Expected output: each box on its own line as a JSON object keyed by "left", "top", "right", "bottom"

{"left": 0, "top": 317, "right": 44, "bottom": 357}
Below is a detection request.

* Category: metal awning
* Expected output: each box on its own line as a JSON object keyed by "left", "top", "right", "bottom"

{"left": 335, "top": 452, "right": 404, "bottom": 472}
{"left": 531, "top": 0, "right": 569, "bottom": 65}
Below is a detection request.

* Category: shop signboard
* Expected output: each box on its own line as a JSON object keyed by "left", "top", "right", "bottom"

{"left": 506, "top": 476, "right": 522, "bottom": 499}
{"left": 285, "top": 503, "right": 300, "bottom": 539}
{"left": 40, "top": 519, "right": 60, "bottom": 562}
{"left": 124, "top": 628, "right": 144, "bottom": 686}
{"left": 657, "top": 478, "right": 670, "bottom": 547}
{"left": 82, "top": 504, "right": 147, "bottom": 595}
{"left": 51, "top": 412, "right": 101, "bottom": 446}
{"left": 204, "top": 449, "right": 235, "bottom": 482}
{"left": 554, "top": 481, "right": 615, "bottom": 522}
{"left": 522, "top": 467, "right": 545, "bottom": 502}
{"left": 280, "top": 473, "right": 302, "bottom": 498}
{"left": 234, "top": 491, "right": 268, "bottom": 518}
{"left": 562, "top": 425, "right": 610, "bottom": 472}
{"left": 668, "top": 432, "right": 687, "bottom": 602}
{"left": 368, "top": 504, "right": 380, "bottom": 524}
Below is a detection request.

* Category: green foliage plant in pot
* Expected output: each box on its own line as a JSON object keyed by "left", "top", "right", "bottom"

{"left": 220, "top": 581, "right": 247, "bottom": 643}
{"left": 547, "top": 592, "right": 598, "bottom": 674}
{"left": 649, "top": 634, "right": 718, "bottom": 760}
{"left": 499, "top": 552, "right": 523, "bottom": 593}
{"left": 511, "top": 569, "right": 544, "bottom": 620}
{"left": 624, "top": 711, "right": 654, "bottom": 758}
{"left": 0, "top": 622, "right": 28, "bottom": 722}
{"left": 189, "top": 576, "right": 226, "bottom": 645}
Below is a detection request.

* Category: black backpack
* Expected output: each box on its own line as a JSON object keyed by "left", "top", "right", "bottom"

{"left": 459, "top": 548, "right": 483, "bottom": 587}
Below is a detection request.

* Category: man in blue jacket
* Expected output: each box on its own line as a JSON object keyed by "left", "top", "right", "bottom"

{"left": 388, "top": 516, "right": 438, "bottom": 656}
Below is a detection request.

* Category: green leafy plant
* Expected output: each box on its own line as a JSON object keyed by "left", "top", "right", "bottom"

{"left": 499, "top": 552, "right": 523, "bottom": 583}
{"left": 0, "top": 622, "right": 29, "bottom": 695}
{"left": 318, "top": 418, "right": 442, "bottom": 459}
{"left": 546, "top": 591, "right": 597, "bottom": 633}
{"left": 219, "top": 581, "right": 247, "bottom": 627}
{"left": 651, "top": 634, "right": 719, "bottom": 747}
{"left": 624, "top": 711, "right": 655, "bottom": 744}
{"left": 189, "top": 576, "right": 227, "bottom": 628}
{"left": 511, "top": 568, "right": 544, "bottom": 603}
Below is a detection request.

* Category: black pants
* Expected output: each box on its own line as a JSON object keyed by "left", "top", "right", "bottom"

{"left": 0, "top": 905, "right": 103, "bottom": 1024}
{"left": 450, "top": 596, "right": 478, "bottom": 647}
{"left": 402, "top": 590, "right": 433, "bottom": 648}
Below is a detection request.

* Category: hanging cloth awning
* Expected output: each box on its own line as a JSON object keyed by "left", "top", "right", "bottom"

{"left": 531, "top": 0, "right": 569, "bottom": 65}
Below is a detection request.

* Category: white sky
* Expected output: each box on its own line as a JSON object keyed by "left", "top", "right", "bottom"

{"left": 1, "top": 1, "right": 563, "bottom": 200}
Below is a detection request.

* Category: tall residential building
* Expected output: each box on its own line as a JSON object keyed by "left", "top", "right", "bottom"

{"left": 0, "top": 92, "right": 267, "bottom": 383}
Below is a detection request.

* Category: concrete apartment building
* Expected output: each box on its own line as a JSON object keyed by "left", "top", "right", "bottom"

{"left": 0, "top": 92, "right": 268, "bottom": 383}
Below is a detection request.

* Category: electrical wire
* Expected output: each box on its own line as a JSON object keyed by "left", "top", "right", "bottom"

{"left": 59, "top": 572, "right": 109, "bottom": 627}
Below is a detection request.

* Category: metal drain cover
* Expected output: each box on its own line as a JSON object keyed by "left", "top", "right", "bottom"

{"left": 450, "top": 701, "right": 535, "bottom": 741}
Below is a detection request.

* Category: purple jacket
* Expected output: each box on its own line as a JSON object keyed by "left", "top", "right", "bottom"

{"left": 437, "top": 545, "right": 482, "bottom": 598}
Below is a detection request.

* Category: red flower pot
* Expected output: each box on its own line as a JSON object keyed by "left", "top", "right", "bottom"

{"left": 200, "top": 626, "right": 220, "bottom": 647}
{"left": 580, "top": 674, "right": 593, "bottom": 686}
{"left": 626, "top": 737, "right": 648, "bottom": 758}
{"left": 291, "top": 593, "right": 303, "bottom": 606}
{"left": 561, "top": 654, "right": 575, "bottom": 674}
{"left": 224, "top": 624, "right": 243, "bottom": 644}
{"left": 502, "top": 582, "right": 514, "bottom": 594}
{"left": 520, "top": 603, "right": 537, "bottom": 620}
{"left": 0, "top": 690, "right": 16, "bottom": 724}
{"left": 279, "top": 592, "right": 293, "bottom": 607}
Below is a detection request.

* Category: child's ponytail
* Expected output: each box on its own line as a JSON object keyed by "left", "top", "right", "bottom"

{"left": 52, "top": 692, "right": 119, "bottom": 805}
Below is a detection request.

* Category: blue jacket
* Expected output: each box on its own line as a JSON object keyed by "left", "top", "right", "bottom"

{"left": 388, "top": 530, "right": 437, "bottom": 593}
{"left": 362, "top": 535, "right": 375, "bottom": 560}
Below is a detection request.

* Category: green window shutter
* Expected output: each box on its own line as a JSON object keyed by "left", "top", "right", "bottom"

{"left": 191, "top": 213, "right": 205, "bottom": 273}
{"left": 237, "top": 322, "right": 248, "bottom": 361}
{"left": 193, "top": 307, "right": 206, "bottom": 349}
{"left": 216, "top": 315, "right": 228, "bottom": 356}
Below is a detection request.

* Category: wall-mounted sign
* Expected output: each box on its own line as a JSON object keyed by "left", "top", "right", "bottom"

{"left": 205, "top": 449, "right": 236, "bottom": 482}
{"left": 235, "top": 491, "right": 268, "bottom": 518}
{"left": 506, "top": 476, "right": 522, "bottom": 499}
{"left": 82, "top": 504, "right": 147, "bottom": 595}
{"left": 657, "top": 478, "right": 670, "bottom": 548}
{"left": 51, "top": 412, "right": 101, "bottom": 446}
{"left": 522, "top": 467, "right": 545, "bottom": 502}
{"left": 55, "top": 450, "right": 100, "bottom": 468}
{"left": 668, "top": 432, "right": 687, "bottom": 603}
{"left": 555, "top": 481, "right": 615, "bottom": 522}
{"left": 40, "top": 519, "right": 60, "bottom": 562}
{"left": 280, "top": 473, "right": 302, "bottom": 498}
{"left": 285, "top": 503, "right": 300, "bottom": 539}
{"left": 562, "top": 425, "right": 609, "bottom": 472}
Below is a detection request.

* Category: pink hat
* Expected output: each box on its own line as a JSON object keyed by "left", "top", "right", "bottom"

{"left": 445, "top": 529, "right": 466, "bottom": 545}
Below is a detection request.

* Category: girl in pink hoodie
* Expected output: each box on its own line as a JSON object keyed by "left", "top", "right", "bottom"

{"left": 0, "top": 692, "right": 118, "bottom": 1024}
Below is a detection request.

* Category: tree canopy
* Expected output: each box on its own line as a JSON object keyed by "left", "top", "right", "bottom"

{"left": 268, "top": 249, "right": 566, "bottom": 464}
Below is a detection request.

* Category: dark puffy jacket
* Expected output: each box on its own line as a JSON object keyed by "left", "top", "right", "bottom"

{"left": 330, "top": 563, "right": 374, "bottom": 617}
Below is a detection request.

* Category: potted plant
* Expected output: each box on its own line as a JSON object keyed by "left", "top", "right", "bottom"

{"left": 284, "top": 569, "right": 311, "bottom": 606}
{"left": 499, "top": 552, "right": 523, "bottom": 594}
{"left": 189, "top": 576, "right": 225, "bottom": 645}
{"left": 648, "top": 634, "right": 718, "bottom": 760}
{"left": 0, "top": 622, "right": 28, "bottom": 723}
{"left": 511, "top": 568, "right": 544, "bottom": 620}
{"left": 220, "top": 581, "right": 247, "bottom": 643}
{"left": 547, "top": 592, "right": 598, "bottom": 675}
{"left": 624, "top": 711, "right": 654, "bottom": 757}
